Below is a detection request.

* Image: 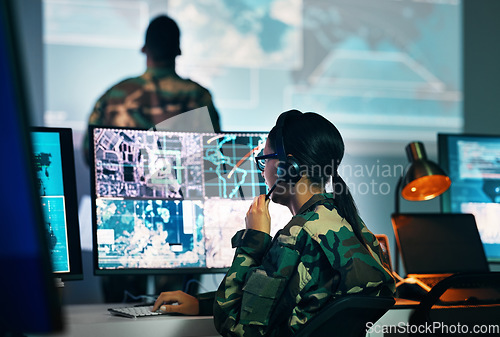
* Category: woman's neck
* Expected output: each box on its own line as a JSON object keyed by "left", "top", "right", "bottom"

{"left": 288, "top": 178, "right": 323, "bottom": 215}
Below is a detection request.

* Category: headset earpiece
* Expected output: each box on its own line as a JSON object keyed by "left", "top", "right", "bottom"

{"left": 277, "top": 155, "right": 301, "bottom": 183}
{"left": 276, "top": 164, "right": 287, "bottom": 180}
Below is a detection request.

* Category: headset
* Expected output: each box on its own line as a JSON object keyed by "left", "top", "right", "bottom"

{"left": 266, "top": 110, "right": 303, "bottom": 199}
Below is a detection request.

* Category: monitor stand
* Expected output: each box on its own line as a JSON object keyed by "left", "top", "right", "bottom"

{"left": 54, "top": 277, "right": 64, "bottom": 287}
{"left": 146, "top": 275, "right": 155, "bottom": 296}
{"left": 54, "top": 277, "right": 64, "bottom": 304}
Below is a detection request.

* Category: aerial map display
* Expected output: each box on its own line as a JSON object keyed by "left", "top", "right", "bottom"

{"left": 202, "top": 134, "right": 267, "bottom": 199}
{"left": 92, "top": 128, "right": 289, "bottom": 271}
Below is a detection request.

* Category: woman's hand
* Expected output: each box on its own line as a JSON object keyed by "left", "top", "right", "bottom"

{"left": 245, "top": 194, "right": 271, "bottom": 234}
{"left": 152, "top": 290, "right": 199, "bottom": 315}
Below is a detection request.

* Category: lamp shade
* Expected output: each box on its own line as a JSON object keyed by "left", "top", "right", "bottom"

{"left": 401, "top": 142, "right": 451, "bottom": 201}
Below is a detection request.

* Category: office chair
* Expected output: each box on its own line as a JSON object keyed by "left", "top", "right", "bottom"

{"left": 294, "top": 295, "right": 395, "bottom": 337}
{"left": 409, "top": 272, "right": 500, "bottom": 337}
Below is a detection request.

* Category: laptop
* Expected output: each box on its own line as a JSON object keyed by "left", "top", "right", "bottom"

{"left": 392, "top": 213, "right": 489, "bottom": 292}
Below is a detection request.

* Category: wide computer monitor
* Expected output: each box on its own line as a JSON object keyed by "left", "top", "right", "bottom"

{"left": 438, "top": 133, "right": 500, "bottom": 263}
{"left": 90, "top": 126, "right": 291, "bottom": 275}
{"left": 0, "top": 0, "right": 63, "bottom": 334}
{"left": 30, "top": 127, "right": 83, "bottom": 280}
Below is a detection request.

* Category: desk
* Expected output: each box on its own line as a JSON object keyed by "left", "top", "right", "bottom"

{"left": 29, "top": 304, "right": 220, "bottom": 337}
{"left": 30, "top": 299, "right": 419, "bottom": 337}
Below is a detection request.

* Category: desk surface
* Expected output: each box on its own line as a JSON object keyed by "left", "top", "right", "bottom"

{"left": 29, "top": 299, "right": 419, "bottom": 337}
{"left": 29, "top": 303, "right": 220, "bottom": 337}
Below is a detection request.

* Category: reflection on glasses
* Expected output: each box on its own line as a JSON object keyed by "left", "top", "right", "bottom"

{"left": 254, "top": 153, "right": 278, "bottom": 171}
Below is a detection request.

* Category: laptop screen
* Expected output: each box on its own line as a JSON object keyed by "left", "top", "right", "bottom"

{"left": 392, "top": 213, "right": 489, "bottom": 275}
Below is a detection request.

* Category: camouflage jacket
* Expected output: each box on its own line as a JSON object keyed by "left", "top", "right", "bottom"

{"left": 214, "top": 193, "right": 395, "bottom": 337}
{"left": 83, "top": 66, "right": 220, "bottom": 161}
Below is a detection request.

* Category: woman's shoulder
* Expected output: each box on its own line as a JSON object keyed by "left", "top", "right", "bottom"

{"left": 301, "top": 203, "right": 352, "bottom": 240}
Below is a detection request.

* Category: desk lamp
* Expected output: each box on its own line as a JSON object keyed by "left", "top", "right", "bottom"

{"left": 393, "top": 141, "right": 451, "bottom": 273}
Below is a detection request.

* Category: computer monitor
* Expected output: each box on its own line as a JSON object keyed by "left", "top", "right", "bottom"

{"left": 0, "top": 0, "right": 63, "bottom": 334}
{"left": 438, "top": 133, "right": 500, "bottom": 263}
{"left": 30, "top": 127, "right": 83, "bottom": 280}
{"left": 90, "top": 126, "right": 291, "bottom": 275}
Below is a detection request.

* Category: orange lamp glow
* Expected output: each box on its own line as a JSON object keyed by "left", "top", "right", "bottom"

{"left": 401, "top": 174, "right": 451, "bottom": 201}
{"left": 395, "top": 141, "right": 451, "bottom": 212}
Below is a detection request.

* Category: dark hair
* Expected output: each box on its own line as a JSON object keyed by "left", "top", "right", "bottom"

{"left": 268, "top": 110, "right": 366, "bottom": 245}
{"left": 144, "top": 15, "right": 181, "bottom": 61}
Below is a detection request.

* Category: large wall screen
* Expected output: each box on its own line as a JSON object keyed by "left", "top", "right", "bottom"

{"left": 44, "top": 0, "right": 461, "bottom": 144}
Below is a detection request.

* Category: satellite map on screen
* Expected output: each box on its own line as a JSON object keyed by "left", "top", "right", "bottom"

{"left": 92, "top": 128, "right": 289, "bottom": 270}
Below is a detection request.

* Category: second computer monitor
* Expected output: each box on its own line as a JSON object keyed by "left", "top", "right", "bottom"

{"left": 439, "top": 133, "right": 500, "bottom": 263}
{"left": 90, "top": 127, "right": 291, "bottom": 275}
{"left": 31, "top": 127, "right": 83, "bottom": 280}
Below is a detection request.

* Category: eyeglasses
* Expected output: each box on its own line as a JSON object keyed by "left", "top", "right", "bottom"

{"left": 254, "top": 153, "right": 278, "bottom": 171}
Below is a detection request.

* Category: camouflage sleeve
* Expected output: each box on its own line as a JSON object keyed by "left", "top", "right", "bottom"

{"left": 83, "top": 95, "right": 107, "bottom": 165}
{"left": 214, "top": 229, "right": 276, "bottom": 336}
{"left": 276, "top": 230, "right": 338, "bottom": 334}
{"left": 198, "top": 87, "right": 221, "bottom": 133}
{"left": 361, "top": 229, "right": 396, "bottom": 297}
{"left": 213, "top": 226, "right": 319, "bottom": 337}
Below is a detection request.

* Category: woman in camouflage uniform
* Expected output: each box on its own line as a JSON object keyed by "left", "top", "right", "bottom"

{"left": 153, "top": 110, "right": 395, "bottom": 336}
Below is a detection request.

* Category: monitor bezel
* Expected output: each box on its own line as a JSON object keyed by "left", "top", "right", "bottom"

{"left": 438, "top": 132, "right": 500, "bottom": 264}
{"left": 31, "top": 126, "right": 84, "bottom": 280}
{"left": 89, "top": 125, "right": 273, "bottom": 275}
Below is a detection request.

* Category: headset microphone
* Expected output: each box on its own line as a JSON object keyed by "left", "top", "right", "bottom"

{"left": 265, "top": 180, "right": 278, "bottom": 200}
{"left": 265, "top": 163, "right": 288, "bottom": 200}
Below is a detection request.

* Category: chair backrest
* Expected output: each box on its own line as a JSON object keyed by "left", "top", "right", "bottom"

{"left": 294, "top": 295, "right": 395, "bottom": 337}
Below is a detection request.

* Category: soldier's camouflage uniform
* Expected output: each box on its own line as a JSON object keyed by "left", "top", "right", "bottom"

{"left": 84, "top": 66, "right": 220, "bottom": 160}
{"left": 214, "top": 193, "right": 396, "bottom": 336}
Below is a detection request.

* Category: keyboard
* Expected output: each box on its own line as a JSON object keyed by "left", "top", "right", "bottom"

{"left": 108, "top": 305, "right": 168, "bottom": 319}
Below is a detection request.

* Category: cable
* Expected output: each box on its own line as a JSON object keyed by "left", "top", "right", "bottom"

{"left": 121, "top": 290, "right": 156, "bottom": 304}
{"left": 183, "top": 278, "right": 210, "bottom": 294}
